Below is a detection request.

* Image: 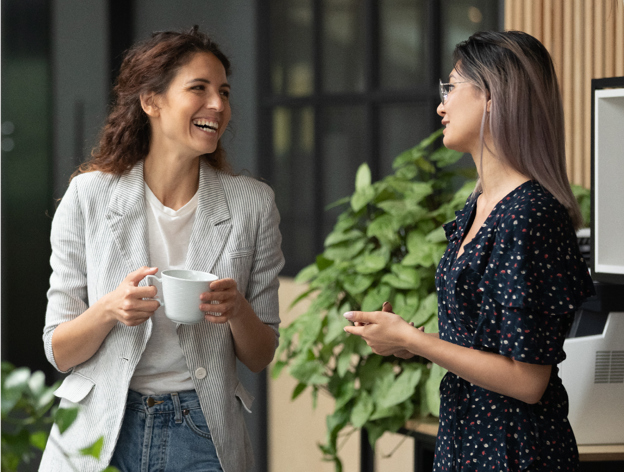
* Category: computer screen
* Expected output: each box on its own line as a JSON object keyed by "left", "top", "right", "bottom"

{"left": 590, "top": 77, "right": 624, "bottom": 284}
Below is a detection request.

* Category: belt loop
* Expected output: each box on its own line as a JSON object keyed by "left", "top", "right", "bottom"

{"left": 172, "top": 392, "right": 183, "bottom": 424}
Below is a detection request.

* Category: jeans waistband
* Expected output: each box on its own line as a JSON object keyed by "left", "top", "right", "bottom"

{"left": 126, "top": 389, "right": 201, "bottom": 420}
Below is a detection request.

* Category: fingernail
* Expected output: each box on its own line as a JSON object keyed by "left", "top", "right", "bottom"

{"left": 343, "top": 312, "right": 354, "bottom": 320}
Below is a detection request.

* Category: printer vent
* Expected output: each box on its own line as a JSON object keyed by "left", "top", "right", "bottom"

{"left": 594, "top": 351, "right": 624, "bottom": 384}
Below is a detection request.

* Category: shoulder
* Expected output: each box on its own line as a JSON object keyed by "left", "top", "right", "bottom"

{"left": 495, "top": 181, "right": 572, "bottom": 244}
{"left": 218, "top": 172, "right": 276, "bottom": 208}
{"left": 69, "top": 170, "right": 119, "bottom": 199}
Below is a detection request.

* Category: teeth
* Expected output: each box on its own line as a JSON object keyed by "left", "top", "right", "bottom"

{"left": 193, "top": 119, "right": 219, "bottom": 131}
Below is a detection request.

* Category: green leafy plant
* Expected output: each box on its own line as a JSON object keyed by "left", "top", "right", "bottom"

{"left": 1, "top": 361, "right": 117, "bottom": 472}
{"left": 273, "top": 129, "right": 476, "bottom": 470}
{"left": 570, "top": 184, "right": 590, "bottom": 227}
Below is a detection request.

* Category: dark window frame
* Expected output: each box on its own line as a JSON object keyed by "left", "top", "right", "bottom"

{"left": 257, "top": 0, "right": 501, "bottom": 276}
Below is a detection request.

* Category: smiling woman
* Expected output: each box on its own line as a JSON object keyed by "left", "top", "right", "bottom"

{"left": 40, "top": 26, "right": 284, "bottom": 472}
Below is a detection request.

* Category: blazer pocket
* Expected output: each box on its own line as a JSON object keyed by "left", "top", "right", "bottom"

{"left": 228, "top": 247, "right": 255, "bottom": 259}
{"left": 54, "top": 373, "right": 95, "bottom": 404}
{"left": 235, "top": 382, "right": 255, "bottom": 413}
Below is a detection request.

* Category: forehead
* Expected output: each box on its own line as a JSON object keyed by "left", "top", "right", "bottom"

{"left": 171, "top": 52, "right": 228, "bottom": 83}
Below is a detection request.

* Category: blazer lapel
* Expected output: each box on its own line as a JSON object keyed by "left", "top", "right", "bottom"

{"left": 186, "top": 161, "right": 232, "bottom": 275}
{"left": 105, "top": 161, "right": 151, "bottom": 273}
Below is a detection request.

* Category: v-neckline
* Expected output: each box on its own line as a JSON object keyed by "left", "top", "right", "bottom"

{"left": 454, "top": 180, "right": 534, "bottom": 262}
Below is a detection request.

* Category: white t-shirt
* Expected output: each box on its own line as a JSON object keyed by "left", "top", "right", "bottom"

{"left": 129, "top": 183, "right": 199, "bottom": 395}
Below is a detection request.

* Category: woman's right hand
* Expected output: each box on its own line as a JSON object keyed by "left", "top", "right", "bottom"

{"left": 100, "top": 266, "right": 160, "bottom": 326}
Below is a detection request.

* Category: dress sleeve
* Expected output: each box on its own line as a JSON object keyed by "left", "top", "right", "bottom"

{"left": 478, "top": 205, "right": 593, "bottom": 315}
{"left": 473, "top": 202, "right": 594, "bottom": 364}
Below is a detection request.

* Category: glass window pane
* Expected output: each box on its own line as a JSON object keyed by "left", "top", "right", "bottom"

{"left": 379, "top": 0, "right": 427, "bottom": 90}
{"left": 441, "top": 0, "right": 499, "bottom": 77}
{"left": 379, "top": 104, "right": 432, "bottom": 177}
{"left": 320, "top": 106, "right": 367, "bottom": 237}
{"left": 270, "top": 0, "right": 314, "bottom": 96}
{"left": 272, "top": 107, "right": 316, "bottom": 275}
{"left": 321, "top": 0, "right": 366, "bottom": 93}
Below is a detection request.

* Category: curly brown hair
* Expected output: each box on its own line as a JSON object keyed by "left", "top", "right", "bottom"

{"left": 74, "top": 25, "right": 232, "bottom": 178}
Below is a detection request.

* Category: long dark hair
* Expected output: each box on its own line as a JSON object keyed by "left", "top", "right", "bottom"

{"left": 74, "top": 25, "right": 232, "bottom": 178}
{"left": 453, "top": 30, "right": 583, "bottom": 229}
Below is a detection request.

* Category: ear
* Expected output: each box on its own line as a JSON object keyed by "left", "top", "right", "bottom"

{"left": 140, "top": 92, "right": 160, "bottom": 117}
{"left": 486, "top": 99, "right": 492, "bottom": 113}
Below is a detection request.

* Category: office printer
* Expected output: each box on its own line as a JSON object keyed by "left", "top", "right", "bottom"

{"left": 560, "top": 282, "right": 624, "bottom": 445}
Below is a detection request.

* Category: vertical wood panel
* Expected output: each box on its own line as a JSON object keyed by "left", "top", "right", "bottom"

{"left": 563, "top": 0, "right": 574, "bottom": 181}
{"left": 505, "top": 0, "right": 624, "bottom": 188}
{"left": 505, "top": 0, "right": 514, "bottom": 31}
{"left": 573, "top": 0, "right": 584, "bottom": 186}
{"left": 605, "top": 2, "right": 616, "bottom": 77}
{"left": 552, "top": 0, "right": 564, "bottom": 98}
{"left": 533, "top": 0, "right": 544, "bottom": 42}
{"left": 594, "top": 0, "right": 605, "bottom": 77}
{"left": 524, "top": 0, "right": 534, "bottom": 35}
{"left": 543, "top": 0, "right": 553, "bottom": 52}
{"left": 584, "top": 1, "right": 595, "bottom": 189}
{"left": 513, "top": 0, "right": 524, "bottom": 31}
{"left": 616, "top": 3, "right": 624, "bottom": 75}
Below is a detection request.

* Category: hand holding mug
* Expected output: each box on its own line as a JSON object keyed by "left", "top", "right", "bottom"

{"left": 200, "top": 278, "right": 244, "bottom": 324}
{"left": 102, "top": 266, "right": 160, "bottom": 326}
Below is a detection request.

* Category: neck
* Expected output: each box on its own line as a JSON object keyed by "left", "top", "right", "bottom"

{"left": 471, "top": 141, "right": 530, "bottom": 206}
{"left": 143, "top": 151, "right": 200, "bottom": 210}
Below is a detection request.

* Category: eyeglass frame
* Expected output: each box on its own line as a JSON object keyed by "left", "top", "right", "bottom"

{"left": 439, "top": 79, "right": 470, "bottom": 105}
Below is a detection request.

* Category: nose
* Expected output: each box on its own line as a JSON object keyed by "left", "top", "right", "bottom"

{"left": 206, "top": 90, "right": 225, "bottom": 112}
{"left": 437, "top": 101, "right": 445, "bottom": 117}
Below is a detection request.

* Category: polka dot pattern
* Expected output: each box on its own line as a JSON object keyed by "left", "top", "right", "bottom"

{"left": 433, "top": 181, "right": 595, "bottom": 471}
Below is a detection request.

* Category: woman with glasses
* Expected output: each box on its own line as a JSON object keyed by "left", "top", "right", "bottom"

{"left": 344, "top": 31, "right": 593, "bottom": 471}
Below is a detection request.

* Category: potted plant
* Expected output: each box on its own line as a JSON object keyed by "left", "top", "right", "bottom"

{"left": 273, "top": 129, "right": 476, "bottom": 470}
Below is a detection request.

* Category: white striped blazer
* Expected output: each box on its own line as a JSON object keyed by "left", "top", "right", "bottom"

{"left": 40, "top": 160, "right": 284, "bottom": 472}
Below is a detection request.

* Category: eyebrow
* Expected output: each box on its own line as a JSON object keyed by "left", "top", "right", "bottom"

{"left": 186, "top": 78, "right": 230, "bottom": 89}
{"left": 449, "top": 73, "right": 458, "bottom": 81}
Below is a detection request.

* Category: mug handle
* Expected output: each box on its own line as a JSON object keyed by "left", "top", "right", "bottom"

{"left": 145, "top": 275, "right": 164, "bottom": 307}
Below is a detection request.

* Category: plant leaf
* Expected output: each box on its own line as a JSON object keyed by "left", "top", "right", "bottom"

{"left": 425, "top": 363, "right": 446, "bottom": 416}
{"left": 54, "top": 407, "right": 79, "bottom": 434}
{"left": 324, "top": 229, "right": 364, "bottom": 247}
{"left": 289, "top": 357, "right": 329, "bottom": 385}
{"left": 354, "top": 251, "right": 389, "bottom": 275}
{"left": 350, "top": 391, "right": 374, "bottom": 428}
{"left": 342, "top": 273, "right": 375, "bottom": 295}
{"left": 355, "top": 163, "right": 372, "bottom": 191}
{"left": 294, "top": 263, "right": 319, "bottom": 284}
{"left": 324, "top": 238, "right": 367, "bottom": 262}
{"left": 377, "top": 364, "right": 423, "bottom": 409}
{"left": 271, "top": 360, "right": 287, "bottom": 380}
{"left": 29, "top": 431, "right": 48, "bottom": 451}
{"left": 351, "top": 186, "right": 376, "bottom": 212}
{"left": 361, "top": 284, "right": 392, "bottom": 312}
{"left": 334, "top": 381, "right": 356, "bottom": 411}
{"left": 79, "top": 436, "right": 104, "bottom": 460}
{"left": 325, "top": 309, "right": 350, "bottom": 344}
{"left": 291, "top": 382, "right": 307, "bottom": 400}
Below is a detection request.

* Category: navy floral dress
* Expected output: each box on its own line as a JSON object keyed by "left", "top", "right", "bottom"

{"left": 433, "top": 181, "right": 594, "bottom": 471}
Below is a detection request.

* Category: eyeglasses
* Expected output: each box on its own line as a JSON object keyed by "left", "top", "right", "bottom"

{"left": 439, "top": 79, "right": 469, "bottom": 105}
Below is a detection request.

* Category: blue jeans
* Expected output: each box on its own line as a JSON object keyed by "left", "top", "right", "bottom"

{"left": 110, "top": 390, "right": 223, "bottom": 472}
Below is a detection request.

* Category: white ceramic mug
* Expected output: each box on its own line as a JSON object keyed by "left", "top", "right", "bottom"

{"left": 145, "top": 269, "right": 219, "bottom": 324}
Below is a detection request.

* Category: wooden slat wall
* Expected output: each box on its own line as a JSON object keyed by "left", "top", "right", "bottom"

{"left": 505, "top": 0, "right": 624, "bottom": 188}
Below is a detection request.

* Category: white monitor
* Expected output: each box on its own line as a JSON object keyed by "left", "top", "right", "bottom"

{"left": 591, "top": 77, "right": 624, "bottom": 284}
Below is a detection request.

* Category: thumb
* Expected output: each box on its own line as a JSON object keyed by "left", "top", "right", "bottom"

{"left": 382, "top": 301, "right": 394, "bottom": 313}
{"left": 126, "top": 266, "right": 158, "bottom": 286}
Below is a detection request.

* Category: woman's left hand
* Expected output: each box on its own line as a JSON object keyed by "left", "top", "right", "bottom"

{"left": 343, "top": 310, "right": 413, "bottom": 357}
{"left": 200, "top": 278, "right": 243, "bottom": 324}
